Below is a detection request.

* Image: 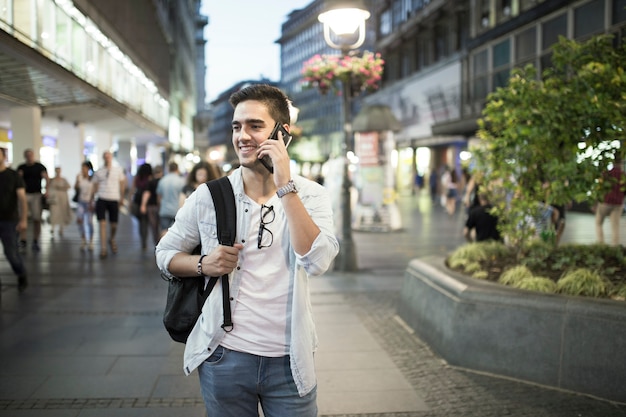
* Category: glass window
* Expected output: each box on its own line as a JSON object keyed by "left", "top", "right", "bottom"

{"left": 497, "top": 0, "right": 513, "bottom": 23}
{"left": 574, "top": 0, "right": 604, "bottom": 39}
{"left": 39, "top": 0, "right": 56, "bottom": 57}
{"left": 380, "top": 9, "right": 392, "bottom": 36}
{"left": 0, "top": 0, "right": 12, "bottom": 32}
{"left": 56, "top": 11, "right": 71, "bottom": 67}
{"left": 493, "top": 39, "right": 510, "bottom": 69}
{"left": 493, "top": 69, "right": 510, "bottom": 89}
{"left": 71, "top": 20, "right": 85, "bottom": 77}
{"left": 515, "top": 27, "right": 536, "bottom": 62}
{"left": 392, "top": 0, "right": 403, "bottom": 27}
{"left": 13, "top": 0, "right": 34, "bottom": 44}
{"left": 474, "top": 76, "right": 489, "bottom": 103}
{"left": 614, "top": 0, "right": 626, "bottom": 24}
{"left": 473, "top": 49, "right": 488, "bottom": 76}
{"left": 542, "top": 13, "right": 566, "bottom": 50}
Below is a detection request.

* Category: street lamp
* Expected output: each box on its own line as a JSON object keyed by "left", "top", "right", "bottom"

{"left": 318, "top": 1, "right": 370, "bottom": 272}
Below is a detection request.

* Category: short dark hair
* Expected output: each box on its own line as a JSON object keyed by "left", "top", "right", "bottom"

{"left": 229, "top": 84, "right": 291, "bottom": 126}
{"left": 168, "top": 161, "right": 178, "bottom": 172}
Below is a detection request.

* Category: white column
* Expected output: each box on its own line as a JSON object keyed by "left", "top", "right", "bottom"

{"left": 10, "top": 106, "right": 42, "bottom": 163}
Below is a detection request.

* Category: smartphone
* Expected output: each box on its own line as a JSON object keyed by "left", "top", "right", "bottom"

{"left": 260, "top": 122, "right": 292, "bottom": 173}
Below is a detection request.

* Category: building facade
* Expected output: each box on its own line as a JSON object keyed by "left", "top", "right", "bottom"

{"left": 0, "top": 0, "right": 207, "bottom": 183}
{"left": 204, "top": 0, "right": 625, "bottom": 197}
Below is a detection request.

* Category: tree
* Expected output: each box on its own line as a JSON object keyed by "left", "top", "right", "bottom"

{"left": 474, "top": 34, "right": 626, "bottom": 250}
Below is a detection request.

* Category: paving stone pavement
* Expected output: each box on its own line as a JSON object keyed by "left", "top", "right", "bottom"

{"left": 1, "top": 191, "right": 625, "bottom": 416}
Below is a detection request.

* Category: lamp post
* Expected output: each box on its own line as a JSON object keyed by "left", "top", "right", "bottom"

{"left": 318, "top": 1, "right": 370, "bottom": 272}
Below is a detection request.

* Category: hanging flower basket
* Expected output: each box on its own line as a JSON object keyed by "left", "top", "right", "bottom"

{"left": 301, "top": 51, "right": 384, "bottom": 96}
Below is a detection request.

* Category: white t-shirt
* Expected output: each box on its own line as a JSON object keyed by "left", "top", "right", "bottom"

{"left": 94, "top": 165, "right": 125, "bottom": 201}
{"left": 220, "top": 195, "right": 290, "bottom": 357}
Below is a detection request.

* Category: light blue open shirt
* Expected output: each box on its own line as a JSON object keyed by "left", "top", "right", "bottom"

{"left": 155, "top": 168, "right": 339, "bottom": 396}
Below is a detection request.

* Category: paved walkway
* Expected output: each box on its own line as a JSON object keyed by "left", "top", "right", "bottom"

{"left": 1, "top": 192, "right": 625, "bottom": 416}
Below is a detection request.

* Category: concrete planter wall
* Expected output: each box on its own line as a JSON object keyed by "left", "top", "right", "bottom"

{"left": 398, "top": 256, "right": 626, "bottom": 404}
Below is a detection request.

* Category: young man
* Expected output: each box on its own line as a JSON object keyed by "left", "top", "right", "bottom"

{"left": 91, "top": 150, "right": 127, "bottom": 258}
{"left": 156, "top": 84, "right": 339, "bottom": 416}
{"left": 0, "top": 148, "right": 29, "bottom": 291}
{"left": 17, "top": 148, "right": 48, "bottom": 252}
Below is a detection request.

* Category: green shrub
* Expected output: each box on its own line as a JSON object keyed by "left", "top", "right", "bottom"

{"left": 499, "top": 265, "right": 533, "bottom": 286}
{"left": 610, "top": 284, "right": 626, "bottom": 301}
{"left": 448, "top": 241, "right": 511, "bottom": 270}
{"left": 472, "top": 270, "right": 489, "bottom": 280}
{"left": 464, "top": 262, "right": 483, "bottom": 274}
{"left": 556, "top": 268, "right": 610, "bottom": 297}
{"left": 512, "top": 277, "right": 557, "bottom": 294}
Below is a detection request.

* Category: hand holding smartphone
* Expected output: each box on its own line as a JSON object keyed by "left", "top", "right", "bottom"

{"left": 260, "top": 123, "right": 292, "bottom": 173}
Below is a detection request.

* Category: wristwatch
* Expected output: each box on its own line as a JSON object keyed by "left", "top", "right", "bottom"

{"left": 276, "top": 179, "right": 298, "bottom": 198}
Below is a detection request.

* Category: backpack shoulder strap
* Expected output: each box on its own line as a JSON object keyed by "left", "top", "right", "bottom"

{"left": 206, "top": 176, "right": 236, "bottom": 246}
{"left": 205, "top": 176, "right": 236, "bottom": 332}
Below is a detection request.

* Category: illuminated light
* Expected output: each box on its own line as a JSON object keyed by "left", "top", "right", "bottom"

{"left": 318, "top": 8, "right": 370, "bottom": 35}
{"left": 460, "top": 151, "right": 472, "bottom": 161}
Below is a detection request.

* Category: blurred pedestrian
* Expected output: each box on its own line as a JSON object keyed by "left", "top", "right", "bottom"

{"left": 75, "top": 161, "right": 95, "bottom": 251}
{"left": 48, "top": 166, "right": 72, "bottom": 239}
{"left": 156, "top": 161, "right": 185, "bottom": 235}
{"left": 442, "top": 167, "right": 459, "bottom": 215}
{"left": 91, "top": 151, "right": 127, "bottom": 258}
{"left": 130, "top": 163, "right": 152, "bottom": 250}
{"left": 0, "top": 147, "right": 28, "bottom": 292}
{"left": 179, "top": 160, "right": 221, "bottom": 207}
{"left": 141, "top": 165, "right": 163, "bottom": 248}
{"left": 429, "top": 168, "right": 438, "bottom": 205}
{"left": 595, "top": 156, "right": 626, "bottom": 246}
{"left": 463, "top": 193, "right": 501, "bottom": 242}
{"left": 17, "top": 148, "right": 48, "bottom": 252}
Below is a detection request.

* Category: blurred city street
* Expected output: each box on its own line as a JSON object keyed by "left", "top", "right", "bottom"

{"left": 1, "top": 190, "right": 625, "bottom": 416}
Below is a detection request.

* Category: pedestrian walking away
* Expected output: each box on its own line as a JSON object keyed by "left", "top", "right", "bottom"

{"left": 91, "top": 150, "right": 127, "bottom": 258}
{"left": 16, "top": 148, "right": 49, "bottom": 252}
{"left": 0, "top": 147, "right": 29, "bottom": 292}
{"left": 156, "top": 84, "right": 339, "bottom": 417}
{"left": 75, "top": 161, "right": 95, "bottom": 251}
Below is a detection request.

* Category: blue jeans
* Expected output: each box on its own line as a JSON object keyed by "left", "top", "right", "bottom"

{"left": 197, "top": 345, "right": 317, "bottom": 417}
{"left": 0, "top": 221, "right": 27, "bottom": 276}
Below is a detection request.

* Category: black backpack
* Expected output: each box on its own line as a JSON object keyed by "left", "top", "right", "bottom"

{"left": 162, "top": 176, "right": 236, "bottom": 343}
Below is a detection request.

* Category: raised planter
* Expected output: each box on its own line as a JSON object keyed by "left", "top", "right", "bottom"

{"left": 398, "top": 256, "right": 626, "bottom": 404}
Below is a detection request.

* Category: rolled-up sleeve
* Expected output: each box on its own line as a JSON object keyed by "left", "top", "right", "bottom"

{"left": 295, "top": 179, "right": 339, "bottom": 276}
{"left": 155, "top": 192, "right": 202, "bottom": 279}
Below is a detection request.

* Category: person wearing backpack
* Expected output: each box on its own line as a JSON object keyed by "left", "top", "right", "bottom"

{"left": 156, "top": 84, "right": 339, "bottom": 416}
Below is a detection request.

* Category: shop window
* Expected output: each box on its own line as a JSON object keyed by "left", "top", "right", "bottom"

{"left": 515, "top": 26, "right": 536, "bottom": 64}
{"left": 574, "top": 0, "right": 604, "bottom": 39}
{"left": 542, "top": 13, "right": 566, "bottom": 50}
